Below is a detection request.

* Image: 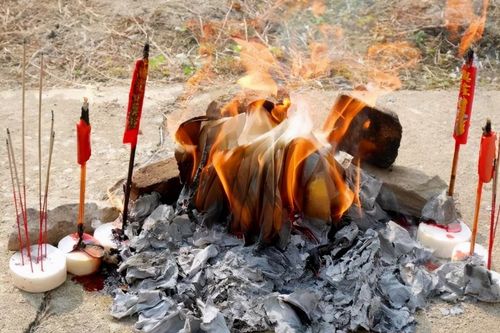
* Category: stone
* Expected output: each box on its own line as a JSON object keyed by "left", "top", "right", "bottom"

{"left": 8, "top": 201, "right": 120, "bottom": 251}
{"left": 131, "top": 157, "right": 182, "bottom": 204}
{"left": 364, "top": 165, "right": 448, "bottom": 218}
{"left": 107, "top": 157, "right": 182, "bottom": 208}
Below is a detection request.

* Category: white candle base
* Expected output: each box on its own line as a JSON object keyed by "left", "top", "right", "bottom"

{"left": 417, "top": 221, "right": 471, "bottom": 259}
{"left": 9, "top": 244, "right": 67, "bottom": 293}
{"left": 451, "top": 242, "right": 488, "bottom": 265}
{"left": 58, "top": 234, "right": 101, "bottom": 276}
{"left": 93, "top": 222, "right": 120, "bottom": 250}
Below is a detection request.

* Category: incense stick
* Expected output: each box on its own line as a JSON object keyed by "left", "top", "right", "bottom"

{"left": 7, "top": 129, "right": 33, "bottom": 272}
{"left": 42, "top": 128, "right": 55, "bottom": 259}
{"left": 488, "top": 136, "right": 500, "bottom": 269}
{"left": 21, "top": 40, "right": 27, "bottom": 224}
{"left": 39, "top": 111, "right": 54, "bottom": 262}
{"left": 7, "top": 138, "right": 24, "bottom": 265}
{"left": 37, "top": 53, "right": 44, "bottom": 264}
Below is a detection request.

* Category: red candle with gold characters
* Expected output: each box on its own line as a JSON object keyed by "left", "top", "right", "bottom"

{"left": 453, "top": 49, "right": 477, "bottom": 145}
{"left": 448, "top": 49, "right": 477, "bottom": 197}
{"left": 123, "top": 44, "right": 149, "bottom": 148}
{"left": 121, "top": 43, "right": 150, "bottom": 232}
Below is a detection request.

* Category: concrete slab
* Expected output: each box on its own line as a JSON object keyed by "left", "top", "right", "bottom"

{"left": 1, "top": 86, "right": 499, "bottom": 332}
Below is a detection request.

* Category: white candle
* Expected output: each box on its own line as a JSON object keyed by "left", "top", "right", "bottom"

{"left": 10, "top": 244, "right": 67, "bottom": 293}
{"left": 451, "top": 242, "right": 488, "bottom": 264}
{"left": 58, "top": 235, "right": 101, "bottom": 276}
{"left": 417, "top": 221, "right": 471, "bottom": 258}
{"left": 93, "top": 222, "right": 120, "bottom": 250}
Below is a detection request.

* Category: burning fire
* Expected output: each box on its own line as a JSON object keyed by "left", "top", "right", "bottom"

{"left": 173, "top": 2, "right": 415, "bottom": 246}
{"left": 174, "top": 92, "right": 383, "bottom": 245}
{"left": 445, "top": 0, "right": 490, "bottom": 56}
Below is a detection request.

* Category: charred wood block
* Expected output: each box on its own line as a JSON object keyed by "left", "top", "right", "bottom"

{"left": 336, "top": 94, "right": 402, "bottom": 168}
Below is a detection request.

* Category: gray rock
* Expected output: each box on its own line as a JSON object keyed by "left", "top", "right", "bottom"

{"left": 8, "top": 201, "right": 120, "bottom": 251}
{"left": 365, "top": 165, "right": 448, "bottom": 218}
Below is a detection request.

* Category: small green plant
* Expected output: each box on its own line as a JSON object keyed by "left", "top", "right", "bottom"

{"left": 182, "top": 64, "right": 196, "bottom": 76}
{"left": 230, "top": 43, "right": 242, "bottom": 53}
{"left": 149, "top": 54, "right": 166, "bottom": 70}
{"left": 414, "top": 31, "right": 427, "bottom": 49}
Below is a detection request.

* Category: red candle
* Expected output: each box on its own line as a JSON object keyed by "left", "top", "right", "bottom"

{"left": 453, "top": 50, "right": 477, "bottom": 145}
{"left": 123, "top": 49, "right": 149, "bottom": 148}
{"left": 76, "top": 100, "right": 91, "bottom": 165}
{"left": 478, "top": 124, "right": 496, "bottom": 183}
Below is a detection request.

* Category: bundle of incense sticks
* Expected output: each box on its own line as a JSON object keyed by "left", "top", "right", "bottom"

{"left": 6, "top": 45, "right": 55, "bottom": 271}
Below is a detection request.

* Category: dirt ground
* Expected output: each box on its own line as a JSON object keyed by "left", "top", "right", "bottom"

{"left": 1, "top": 0, "right": 500, "bottom": 332}
{"left": 0, "top": 87, "right": 500, "bottom": 332}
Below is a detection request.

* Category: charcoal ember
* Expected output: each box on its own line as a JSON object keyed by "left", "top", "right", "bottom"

{"left": 332, "top": 94, "right": 402, "bottom": 168}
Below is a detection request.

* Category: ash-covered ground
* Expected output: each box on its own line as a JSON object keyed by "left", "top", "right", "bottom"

{"left": 110, "top": 192, "right": 500, "bottom": 333}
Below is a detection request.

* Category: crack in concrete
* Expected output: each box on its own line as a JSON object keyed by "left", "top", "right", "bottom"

{"left": 24, "top": 291, "right": 52, "bottom": 333}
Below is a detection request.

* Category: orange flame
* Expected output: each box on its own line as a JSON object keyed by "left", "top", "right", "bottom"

{"left": 445, "top": 0, "right": 490, "bottom": 56}
{"left": 234, "top": 38, "right": 279, "bottom": 96}
{"left": 175, "top": 93, "right": 361, "bottom": 245}
{"left": 311, "top": 0, "right": 326, "bottom": 17}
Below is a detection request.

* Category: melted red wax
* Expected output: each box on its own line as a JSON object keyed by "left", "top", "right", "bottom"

{"left": 423, "top": 220, "right": 462, "bottom": 233}
{"left": 72, "top": 273, "right": 105, "bottom": 292}
{"left": 424, "top": 260, "right": 440, "bottom": 271}
{"left": 71, "top": 264, "right": 122, "bottom": 293}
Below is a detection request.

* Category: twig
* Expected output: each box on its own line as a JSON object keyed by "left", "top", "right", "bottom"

{"left": 214, "top": 2, "right": 233, "bottom": 45}
{"left": 28, "top": 61, "right": 93, "bottom": 88}
{"left": 131, "top": 16, "right": 174, "bottom": 65}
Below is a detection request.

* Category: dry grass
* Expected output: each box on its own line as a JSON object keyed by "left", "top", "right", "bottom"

{"left": 0, "top": 0, "right": 498, "bottom": 90}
